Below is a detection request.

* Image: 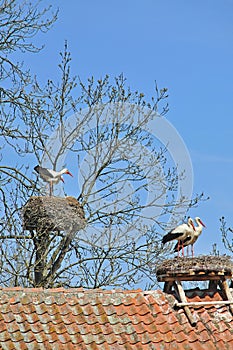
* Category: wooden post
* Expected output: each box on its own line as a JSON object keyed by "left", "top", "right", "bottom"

{"left": 208, "top": 280, "right": 218, "bottom": 291}
{"left": 163, "top": 281, "right": 174, "bottom": 293}
{"left": 174, "top": 280, "right": 197, "bottom": 326}
{"left": 219, "top": 279, "right": 233, "bottom": 315}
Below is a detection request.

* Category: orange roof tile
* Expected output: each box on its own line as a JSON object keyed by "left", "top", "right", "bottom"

{"left": 0, "top": 287, "right": 232, "bottom": 349}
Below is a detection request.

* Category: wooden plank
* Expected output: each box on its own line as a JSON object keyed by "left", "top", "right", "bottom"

{"left": 163, "top": 281, "right": 174, "bottom": 293}
{"left": 188, "top": 270, "right": 195, "bottom": 275}
{"left": 157, "top": 274, "right": 232, "bottom": 282}
{"left": 174, "top": 300, "right": 233, "bottom": 307}
{"left": 174, "top": 281, "right": 197, "bottom": 326}
{"left": 157, "top": 271, "right": 232, "bottom": 277}
{"left": 220, "top": 279, "right": 233, "bottom": 314}
{"left": 208, "top": 280, "right": 218, "bottom": 291}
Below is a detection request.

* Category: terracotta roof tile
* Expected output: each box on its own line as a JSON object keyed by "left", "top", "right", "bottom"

{"left": 0, "top": 287, "right": 232, "bottom": 348}
{"left": 0, "top": 330, "right": 11, "bottom": 342}
{"left": 1, "top": 339, "right": 16, "bottom": 350}
{"left": 195, "top": 328, "right": 211, "bottom": 342}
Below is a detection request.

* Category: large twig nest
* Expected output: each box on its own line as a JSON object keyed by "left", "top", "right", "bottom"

{"left": 156, "top": 255, "right": 233, "bottom": 281}
{"left": 22, "top": 196, "right": 86, "bottom": 234}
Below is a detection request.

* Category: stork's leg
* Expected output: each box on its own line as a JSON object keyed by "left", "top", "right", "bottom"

{"left": 49, "top": 182, "right": 53, "bottom": 196}
{"left": 182, "top": 241, "right": 184, "bottom": 257}
{"left": 177, "top": 241, "right": 180, "bottom": 257}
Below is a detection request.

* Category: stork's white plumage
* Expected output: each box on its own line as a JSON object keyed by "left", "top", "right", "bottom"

{"left": 162, "top": 218, "right": 195, "bottom": 257}
{"left": 34, "top": 165, "right": 73, "bottom": 196}
{"left": 174, "top": 217, "right": 206, "bottom": 257}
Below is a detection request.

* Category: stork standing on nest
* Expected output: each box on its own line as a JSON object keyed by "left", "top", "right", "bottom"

{"left": 34, "top": 165, "right": 73, "bottom": 196}
{"left": 174, "top": 217, "right": 206, "bottom": 258}
{"left": 162, "top": 218, "right": 196, "bottom": 257}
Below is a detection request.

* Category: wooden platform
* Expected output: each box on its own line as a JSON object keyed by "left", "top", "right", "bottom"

{"left": 156, "top": 256, "right": 233, "bottom": 326}
{"left": 156, "top": 255, "right": 233, "bottom": 282}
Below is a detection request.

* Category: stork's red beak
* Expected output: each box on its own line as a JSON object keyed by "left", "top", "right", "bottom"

{"left": 191, "top": 222, "right": 196, "bottom": 231}
{"left": 60, "top": 176, "right": 65, "bottom": 183}
{"left": 66, "top": 171, "right": 73, "bottom": 177}
{"left": 200, "top": 220, "right": 206, "bottom": 227}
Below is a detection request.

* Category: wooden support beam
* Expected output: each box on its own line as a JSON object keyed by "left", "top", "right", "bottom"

{"left": 208, "top": 280, "right": 218, "bottom": 291}
{"left": 158, "top": 274, "right": 232, "bottom": 282}
{"left": 219, "top": 279, "right": 233, "bottom": 315}
{"left": 174, "top": 300, "right": 233, "bottom": 307}
{"left": 163, "top": 281, "right": 174, "bottom": 293}
{"left": 173, "top": 280, "right": 197, "bottom": 326}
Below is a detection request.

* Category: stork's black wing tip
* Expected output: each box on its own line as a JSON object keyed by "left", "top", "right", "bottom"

{"left": 173, "top": 243, "right": 178, "bottom": 252}
{"left": 34, "top": 165, "right": 39, "bottom": 172}
{"left": 162, "top": 235, "right": 170, "bottom": 244}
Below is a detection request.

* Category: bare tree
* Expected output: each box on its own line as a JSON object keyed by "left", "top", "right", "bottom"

{"left": 0, "top": 1, "right": 204, "bottom": 289}
{"left": 0, "top": 0, "right": 58, "bottom": 202}
{"left": 219, "top": 217, "right": 233, "bottom": 253}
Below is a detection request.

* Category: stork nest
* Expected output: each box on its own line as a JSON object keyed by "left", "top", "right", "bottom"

{"left": 22, "top": 196, "right": 86, "bottom": 234}
{"left": 156, "top": 255, "right": 233, "bottom": 281}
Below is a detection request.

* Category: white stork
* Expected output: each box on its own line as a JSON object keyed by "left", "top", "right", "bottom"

{"left": 174, "top": 217, "right": 206, "bottom": 257}
{"left": 162, "top": 217, "right": 195, "bottom": 257}
{"left": 34, "top": 165, "right": 73, "bottom": 196}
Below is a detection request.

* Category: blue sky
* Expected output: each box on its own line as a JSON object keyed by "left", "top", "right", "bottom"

{"left": 21, "top": 0, "right": 233, "bottom": 254}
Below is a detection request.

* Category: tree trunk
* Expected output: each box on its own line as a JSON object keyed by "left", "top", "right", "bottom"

{"left": 33, "top": 230, "right": 48, "bottom": 287}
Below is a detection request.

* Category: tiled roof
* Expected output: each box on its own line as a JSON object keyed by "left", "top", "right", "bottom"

{"left": 0, "top": 287, "right": 232, "bottom": 349}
